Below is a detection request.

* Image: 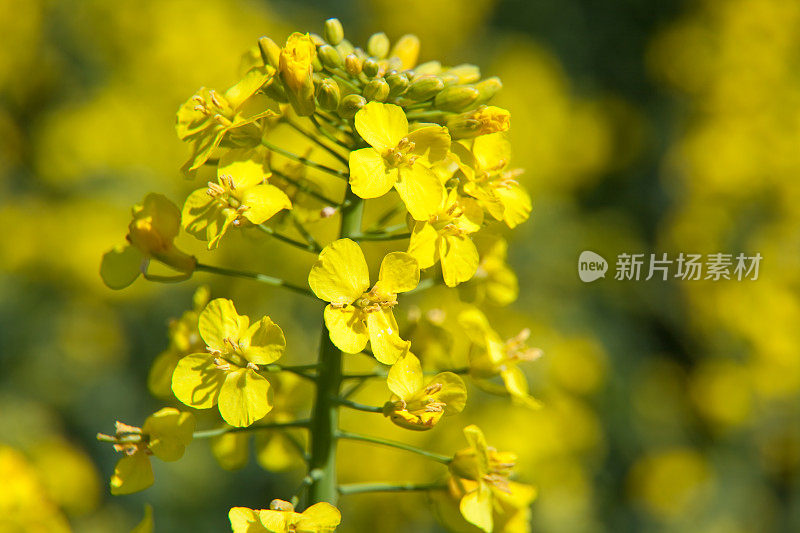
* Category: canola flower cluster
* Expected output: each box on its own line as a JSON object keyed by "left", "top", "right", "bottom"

{"left": 98, "top": 18, "right": 538, "bottom": 533}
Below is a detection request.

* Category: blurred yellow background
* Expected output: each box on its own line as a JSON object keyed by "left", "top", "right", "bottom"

{"left": 2, "top": 0, "right": 799, "bottom": 531}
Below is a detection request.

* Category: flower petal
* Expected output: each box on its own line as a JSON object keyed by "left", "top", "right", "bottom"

{"left": 387, "top": 351, "right": 424, "bottom": 399}
{"left": 459, "top": 487, "right": 494, "bottom": 533}
{"left": 377, "top": 252, "right": 420, "bottom": 294}
{"left": 394, "top": 165, "right": 446, "bottom": 221}
{"left": 100, "top": 245, "right": 143, "bottom": 290}
{"left": 110, "top": 453, "right": 154, "bottom": 496}
{"left": 472, "top": 132, "right": 511, "bottom": 172}
{"left": 354, "top": 102, "right": 408, "bottom": 152}
{"left": 240, "top": 184, "right": 292, "bottom": 225}
{"left": 298, "top": 502, "right": 342, "bottom": 529}
{"left": 496, "top": 182, "right": 532, "bottom": 228}
{"left": 218, "top": 148, "right": 269, "bottom": 190}
{"left": 309, "top": 239, "right": 370, "bottom": 305}
{"left": 349, "top": 148, "right": 397, "bottom": 199}
{"left": 218, "top": 369, "right": 273, "bottom": 427}
{"left": 324, "top": 305, "right": 369, "bottom": 354}
{"left": 407, "top": 125, "right": 451, "bottom": 162}
{"left": 501, "top": 367, "right": 543, "bottom": 409}
{"left": 198, "top": 298, "right": 248, "bottom": 352}
{"left": 242, "top": 316, "right": 286, "bottom": 365}
{"left": 181, "top": 188, "right": 237, "bottom": 249}
{"left": 429, "top": 372, "right": 468, "bottom": 414}
{"left": 171, "top": 353, "right": 225, "bottom": 409}
{"left": 142, "top": 408, "right": 195, "bottom": 462}
{"left": 440, "top": 234, "right": 479, "bottom": 287}
{"left": 407, "top": 222, "right": 439, "bottom": 269}
{"left": 367, "top": 309, "right": 408, "bottom": 365}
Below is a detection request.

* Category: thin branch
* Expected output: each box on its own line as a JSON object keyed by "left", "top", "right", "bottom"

{"left": 192, "top": 419, "right": 312, "bottom": 439}
{"left": 351, "top": 231, "right": 411, "bottom": 242}
{"left": 270, "top": 168, "right": 342, "bottom": 206}
{"left": 256, "top": 223, "right": 320, "bottom": 253}
{"left": 195, "top": 262, "right": 313, "bottom": 297}
{"left": 290, "top": 212, "right": 322, "bottom": 252}
{"left": 262, "top": 140, "right": 349, "bottom": 180}
{"left": 309, "top": 114, "right": 354, "bottom": 149}
{"left": 334, "top": 398, "right": 384, "bottom": 413}
{"left": 338, "top": 481, "right": 447, "bottom": 495}
{"left": 285, "top": 118, "right": 350, "bottom": 166}
{"left": 336, "top": 431, "right": 452, "bottom": 465}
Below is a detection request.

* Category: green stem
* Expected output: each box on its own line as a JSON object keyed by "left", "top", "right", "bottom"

{"left": 192, "top": 419, "right": 311, "bottom": 439}
{"left": 307, "top": 188, "right": 364, "bottom": 507}
{"left": 309, "top": 115, "right": 353, "bottom": 149}
{"left": 262, "top": 140, "right": 349, "bottom": 180}
{"left": 256, "top": 223, "right": 319, "bottom": 252}
{"left": 406, "top": 276, "right": 436, "bottom": 295}
{"left": 271, "top": 168, "right": 342, "bottom": 206}
{"left": 194, "top": 263, "right": 313, "bottom": 297}
{"left": 364, "top": 222, "right": 408, "bottom": 235}
{"left": 285, "top": 118, "right": 350, "bottom": 166}
{"left": 290, "top": 213, "right": 321, "bottom": 252}
{"left": 351, "top": 231, "right": 411, "bottom": 242}
{"left": 338, "top": 481, "right": 446, "bottom": 495}
{"left": 334, "top": 398, "right": 384, "bottom": 413}
{"left": 336, "top": 431, "right": 452, "bottom": 465}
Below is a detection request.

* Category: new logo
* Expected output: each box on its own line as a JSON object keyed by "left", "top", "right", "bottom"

{"left": 578, "top": 251, "right": 608, "bottom": 282}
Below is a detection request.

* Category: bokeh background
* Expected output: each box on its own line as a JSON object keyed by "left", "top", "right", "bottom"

{"left": 2, "top": 0, "right": 800, "bottom": 531}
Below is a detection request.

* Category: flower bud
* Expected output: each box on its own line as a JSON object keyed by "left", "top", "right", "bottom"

{"left": 338, "top": 94, "right": 366, "bottom": 119}
{"left": 344, "top": 54, "right": 362, "bottom": 76}
{"left": 367, "top": 32, "right": 390, "bottom": 59}
{"left": 318, "top": 44, "right": 343, "bottom": 69}
{"left": 336, "top": 39, "right": 354, "bottom": 58}
{"left": 446, "top": 105, "right": 511, "bottom": 139}
{"left": 474, "top": 76, "right": 502, "bottom": 104}
{"left": 279, "top": 33, "right": 317, "bottom": 116}
{"left": 362, "top": 58, "right": 380, "bottom": 78}
{"left": 390, "top": 34, "right": 420, "bottom": 70}
{"left": 363, "top": 78, "right": 390, "bottom": 102}
{"left": 258, "top": 37, "right": 280, "bottom": 68}
{"left": 316, "top": 78, "right": 340, "bottom": 110}
{"left": 323, "top": 18, "right": 344, "bottom": 45}
{"left": 447, "top": 64, "right": 481, "bottom": 84}
{"left": 386, "top": 72, "right": 409, "bottom": 97}
{"left": 263, "top": 80, "right": 288, "bottom": 103}
{"left": 413, "top": 61, "right": 442, "bottom": 77}
{"left": 405, "top": 75, "right": 445, "bottom": 101}
{"left": 434, "top": 85, "right": 480, "bottom": 111}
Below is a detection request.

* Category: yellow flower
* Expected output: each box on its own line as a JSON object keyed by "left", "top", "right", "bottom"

{"left": 148, "top": 286, "right": 210, "bottom": 399}
{"left": 349, "top": 102, "right": 449, "bottom": 221}
{"left": 454, "top": 133, "right": 531, "bottom": 228}
{"left": 211, "top": 373, "right": 309, "bottom": 472}
{"left": 447, "top": 105, "right": 511, "bottom": 139}
{"left": 446, "top": 425, "right": 535, "bottom": 533}
{"left": 407, "top": 190, "right": 483, "bottom": 287}
{"left": 182, "top": 148, "right": 291, "bottom": 249}
{"left": 229, "top": 500, "right": 341, "bottom": 533}
{"left": 279, "top": 33, "right": 317, "bottom": 116}
{"left": 458, "top": 308, "right": 542, "bottom": 409}
{"left": 309, "top": 239, "right": 419, "bottom": 364}
{"left": 131, "top": 504, "right": 154, "bottom": 533}
{"left": 98, "top": 408, "right": 195, "bottom": 495}
{"left": 382, "top": 350, "right": 467, "bottom": 430}
{"left": 171, "top": 298, "right": 286, "bottom": 427}
{"left": 176, "top": 65, "right": 277, "bottom": 175}
{"left": 100, "top": 193, "right": 196, "bottom": 290}
{"left": 458, "top": 235, "right": 519, "bottom": 306}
